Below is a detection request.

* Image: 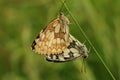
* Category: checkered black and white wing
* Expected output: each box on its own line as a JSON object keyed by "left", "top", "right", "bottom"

{"left": 46, "top": 34, "right": 88, "bottom": 62}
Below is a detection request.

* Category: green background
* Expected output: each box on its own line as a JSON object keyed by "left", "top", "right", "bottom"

{"left": 0, "top": 0, "right": 120, "bottom": 80}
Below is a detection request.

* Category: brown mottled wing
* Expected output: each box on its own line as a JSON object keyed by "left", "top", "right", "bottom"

{"left": 31, "top": 14, "right": 69, "bottom": 54}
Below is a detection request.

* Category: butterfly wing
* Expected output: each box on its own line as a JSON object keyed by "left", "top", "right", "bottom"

{"left": 31, "top": 13, "right": 70, "bottom": 54}
{"left": 46, "top": 34, "right": 88, "bottom": 62}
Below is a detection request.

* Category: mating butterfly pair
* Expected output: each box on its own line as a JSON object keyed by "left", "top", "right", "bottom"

{"left": 31, "top": 13, "right": 88, "bottom": 62}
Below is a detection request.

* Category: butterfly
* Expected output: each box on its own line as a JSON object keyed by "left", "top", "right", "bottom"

{"left": 31, "top": 12, "right": 88, "bottom": 62}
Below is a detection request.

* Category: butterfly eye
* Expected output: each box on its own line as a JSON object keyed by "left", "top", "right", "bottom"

{"left": 83, "top": 55, "right": 88, "bottom": 59}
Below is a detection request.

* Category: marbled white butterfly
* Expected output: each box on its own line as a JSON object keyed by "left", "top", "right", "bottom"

{"left": 31, "top": 13, "right": 88, "bottom": 62}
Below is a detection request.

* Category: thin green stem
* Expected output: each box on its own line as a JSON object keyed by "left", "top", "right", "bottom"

{"left": 60, "top": 0, "right": 116, "bottom": 80}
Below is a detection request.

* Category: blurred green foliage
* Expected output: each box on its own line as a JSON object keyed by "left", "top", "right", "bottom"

{"left": 0, "top": 0, "right": 120, "bottom": 80}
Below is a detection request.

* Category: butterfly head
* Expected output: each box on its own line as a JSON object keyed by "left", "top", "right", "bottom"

{"left": 78, "top": 44, "right": 89, "bottom": 59}
{"left": 59, "top": 12, "right": 70, "bottom": 25}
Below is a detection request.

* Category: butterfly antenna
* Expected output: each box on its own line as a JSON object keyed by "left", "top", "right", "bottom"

{"left": 81, "top": 58, "right": 87, "bottom": 73}
{"left": 59, "top": 0, "right": 66, "bottom": 13}
{"left": 83, "top": 40, "right": 86, "bottom": 45}
{"left": 88, "top": 47, "right": 91, "bottom": 53}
